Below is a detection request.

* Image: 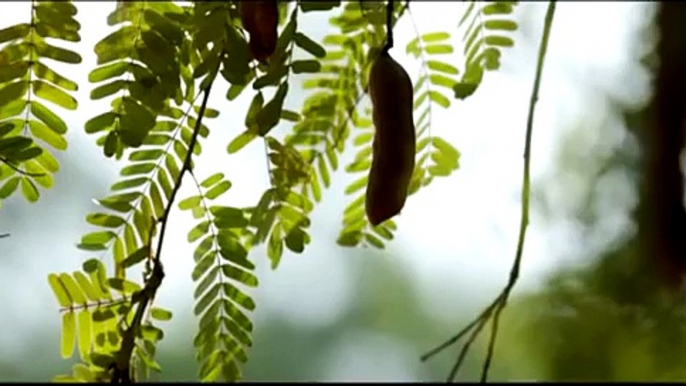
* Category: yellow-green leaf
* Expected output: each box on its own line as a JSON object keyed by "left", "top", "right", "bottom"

{"left": 227, "top": 131, "right": 257, "bottom": 154}
{"left": 31, "top": 100, "right": 68, "bottom": 134}
{"left": 59, "top": 273, "right": 87, "bottom": 305}
{"left": 89, "top": 61, "right": 128, "bottom": 83}
{"left": 33, "top": 61, "right": 78, "bottom": 91}
{"left": 35, "top": 41, "right": 82, "bottom": 64}
{"left": 61, "top": 311, "right": 76, "bottom": 358}
{"left": 205, "top": 181, "right": 231, "bottom": 200}
{"left": 0, "top": 176, "right": 20, "bottom": 199}
{"left": 48, "top": 273, "right": 72, "bottom": 307}
{"left": 150, "top": 307, "right": 172, "bottom": 321}
{"left": 0, "top": 80, "right": 28, "bottom": 106}
{"left": 200, "top": 173, "right": 223, "bottom": 188}
{"left": 0, "top": 23, "right": 31, "bottom": 44}
{"left": 32, "top": 80, "right": 78, "bottom": 110}
{"left": 73, "top": 272, "right": 101, "bottom": 302}
{"left": 28, "top": 119, "right": 67, "bottom": 150}
{"left": 20, "top": 176, "right": 39, "bottom": 202}
{"left": 77, "top": 310, "right": 92, "bottom": 360}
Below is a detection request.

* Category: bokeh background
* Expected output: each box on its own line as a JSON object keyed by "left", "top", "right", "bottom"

{"left": 0, "top": 1, "right": 672, "bottom": 381}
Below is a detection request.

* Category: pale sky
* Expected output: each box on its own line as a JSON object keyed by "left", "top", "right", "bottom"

{"left": 0, "top": 1, "right": 655, "bottom": 381}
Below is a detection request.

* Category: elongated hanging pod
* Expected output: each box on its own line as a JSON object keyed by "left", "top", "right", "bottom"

{"left": 240, "top": 0, "right": 278, "bottom": 63}
{"left": 366, "top": 49, "right": 416, "bottom": 226}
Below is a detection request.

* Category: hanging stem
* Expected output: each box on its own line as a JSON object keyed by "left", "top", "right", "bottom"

{"left": 383, "top": 0, "right": 394, "bottom": 52}
{"left": 479, "top": 2, "right": 557, "bottom": 381}
{"left": 420, "top": 1, "right": 557, "bottom": 382}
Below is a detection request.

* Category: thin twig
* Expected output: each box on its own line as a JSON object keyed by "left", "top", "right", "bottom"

{"left": 110, "top": 56, "right": 222, "bottom": 384}
{"left": 420, "top": 294, "right": 501, "bottom": 361}
{"left": 155, "top": 78, "right": 216, "bottom": 262}
{"left": 60, "top": 297, "right": 128, "bottom": 313}
{"left": 447, "top": 315, "right": 490, "bottom": 382}
{"left": 420, "top": 1, "right": 557, "bottom": 382}
{"left": 479, "top": 3, "right": 556, "bottom": 381}
{"left": 0, "top": 233, "right": 8, "bottom": 238}
{"left": 0, "top": 156, "right": 46, "bottom": 178}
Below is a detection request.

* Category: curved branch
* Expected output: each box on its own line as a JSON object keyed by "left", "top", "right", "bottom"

{"left": 155, "top": 66, "right": 218, "bottom": 266}
{"left": 421, "top": 1, "right": 557, "bottom": 382}
{"left": 110, "top": 57, "right": 222, "bottom": 384}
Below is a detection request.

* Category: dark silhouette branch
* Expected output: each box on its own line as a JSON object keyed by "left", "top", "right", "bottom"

{"left": 109, "top": 57, "right": 221, "bottom": 384}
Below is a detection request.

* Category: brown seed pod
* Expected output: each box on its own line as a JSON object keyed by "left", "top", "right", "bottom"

{"left": 365, "top": 49, "right": 416, "bottom": 226}
{"left": 240, "top": 0, "right": 278, "bottom": 63}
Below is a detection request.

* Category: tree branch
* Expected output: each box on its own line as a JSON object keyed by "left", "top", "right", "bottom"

{"left": 110, "top": 57, "right": 221, "bottom": 384}
{"left": 420, "top": 1, "right": 557, "bottom": 382}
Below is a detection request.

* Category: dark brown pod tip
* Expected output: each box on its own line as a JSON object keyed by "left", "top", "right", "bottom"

{"left": 240, "top": 1, "right": 278, "bottom": 63}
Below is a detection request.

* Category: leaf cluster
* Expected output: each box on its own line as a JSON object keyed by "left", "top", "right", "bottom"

{"left": 49, "top": 259, "right": 171, "bottom": 382}
{"left": 0, "top": 1, "right": 82, "bottom": 206}
{"left": 4, "top": 0, "right": 524, "bottom": 382}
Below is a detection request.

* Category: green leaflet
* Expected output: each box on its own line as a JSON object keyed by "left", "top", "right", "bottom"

{"left": 294, "top": 32, "right": 327, "bottom": 58}
{"left": 0, "top": 23, "right": 31, "bottom": 44}
{"left": 61, "top": 312, "right": 76, "bottom": 359}
{"left": 33, "top": 61, "right": 78, "bottom": 91}
{"left": 20, "top": 177, "right": 40, "bottom": 202}
{"left": 0, "top": 61, "right": 30, "bottom": 83}
{"left": 35, "top": 41, "right": 82, "bottom": 64}
{"left": 291, "top": 59, "right": 322, "bottom": 74}
{"left": 28, "top": 120, "right": 68, "bottom": 151}
{"left": 31, "top": 100, "right": 68, "bottom": 134}
{"left": 256, "top": 83, "right": 289, "bottom": 136}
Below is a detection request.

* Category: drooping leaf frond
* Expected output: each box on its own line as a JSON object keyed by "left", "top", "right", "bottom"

{"left": 68, "top": 25, "right": 216, "bottom": 376}
{"left": 179, "top": 172, "right": 258, "bottom": 382}
{"left": 405, "top": 29, "right": 461, "bottom": 197}
{"left": 86, "top": 1, "right": 192, "bottom": 158}
{"left": 49, "top": 259, "right": 171, "bottom": 382}
{"left": 0, "top": 0, "right": 82, "bottom": 204}
{"left": 454, "top": 1, "right": 519, "bottom": 99}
